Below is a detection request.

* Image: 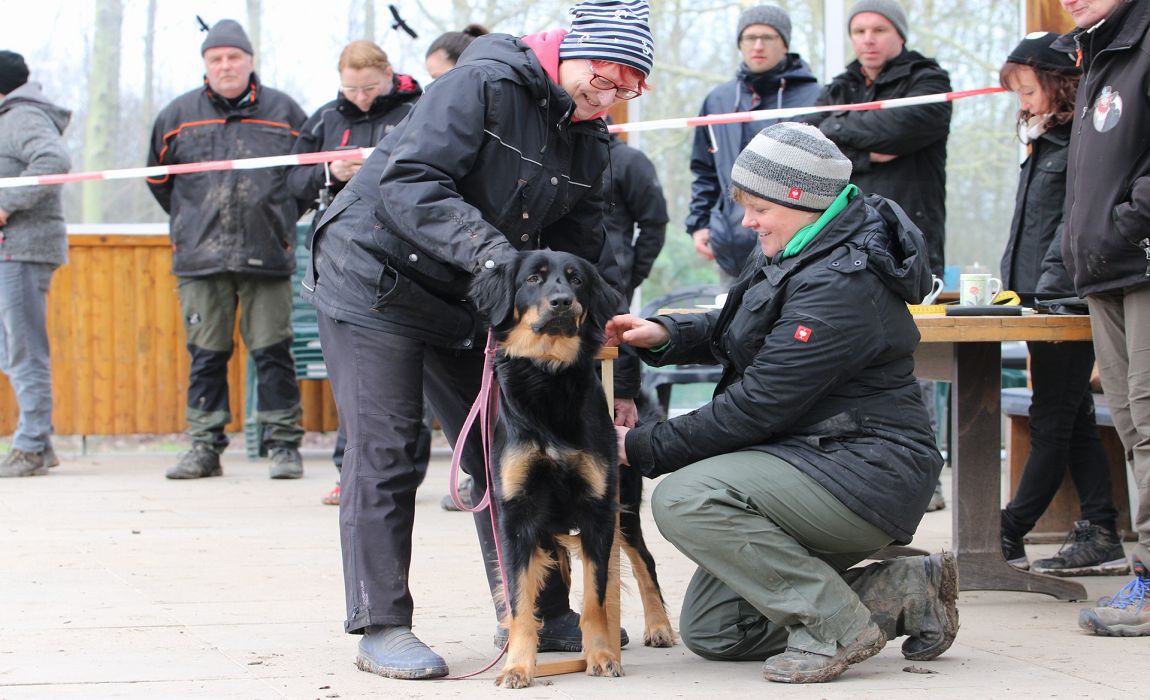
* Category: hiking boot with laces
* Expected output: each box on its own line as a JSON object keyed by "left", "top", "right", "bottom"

{"left": 1001, "top": 532, "right": 1029, "bottom": 570}
{"left": 1031, "top": 520, "right": 1129, "bottom": 577}
{"left": 925, "top": 481, "right": 946, "bottom": 512}
{"left": 268, "top": 442, "right": 303, "bottom": 479}
{"left": 761, "top": 622, "right": 886, "bottom": 684}
{"left": 0, "top": 449, "right": 48, "bottom": 477}
{"left": 166, "top": 443, "right": 222, "bottom": 479}
{"left": 1078, "top": 561, "right": 1150, "bottom": 637}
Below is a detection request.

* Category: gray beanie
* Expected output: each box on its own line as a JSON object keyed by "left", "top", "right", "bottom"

{"left": 559, "top": 0, "right": 655, "bottom": 78}
{"left": 731, "top": 122, "right": 852, "bottom": 212}
{"left": 201, "top": 19, "right": 254, "bottom": 56}
{"left": 736, "top": 5, "right": 792, "bottom": 48}
{"left": 848, "top": 0, "right": 909, "bottom": 41}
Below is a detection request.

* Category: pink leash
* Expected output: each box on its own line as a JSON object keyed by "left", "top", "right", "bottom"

{"left": 444, "top": 332, "right": 511, "bottom": 679}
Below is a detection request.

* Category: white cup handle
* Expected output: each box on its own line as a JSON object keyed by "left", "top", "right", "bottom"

{"left": 922, "top": 276, "right": 945, "bottom": 304}
{"left": 989, "top": 277, "right": 1002, "bottom": 300}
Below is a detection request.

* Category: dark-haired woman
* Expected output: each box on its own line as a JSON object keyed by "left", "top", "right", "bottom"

{"left": 425, "top": 24, "right": 490, "bottom": 79}
{"left": 997, "top": 32, "right": 1125, "bottom": 577}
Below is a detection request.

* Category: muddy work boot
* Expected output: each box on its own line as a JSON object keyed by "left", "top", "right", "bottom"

{"left": 761, "top": 622, "right": 886, "bottom": 684}
{"left": 0, "top": 449, "right": 48, "bottom": 478}
{"left": 1078, "top": 561, "right": 1150, "bottom": 637}
{"left": 1032, "top": 520, "right": 1129, "bottom": 577}
{"left": 165, "top": 443, "right": 222, "bottom": 479}
{"left": 356, "top": 625, "right": 449, "bottom": 680}
{"left": 268, "top": 442, "right": 303, "bottom": 479}
{"left": 845, "top": 551, "right": 959, "bottom": 661}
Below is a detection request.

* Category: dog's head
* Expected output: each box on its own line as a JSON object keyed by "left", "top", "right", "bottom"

{"left": 471, "top": 250, "right": 622, "bottom": 369}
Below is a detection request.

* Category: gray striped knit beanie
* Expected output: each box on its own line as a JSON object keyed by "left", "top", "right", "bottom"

{"left": 731, "top": 122, "right": 852, "bottom": 212}
{"left": 559, "top": 0, "right": 655, "bottom": 77}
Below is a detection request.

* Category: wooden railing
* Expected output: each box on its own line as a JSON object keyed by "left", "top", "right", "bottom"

{"left": 0, "top": 230, "right": 338, "bottom": 436}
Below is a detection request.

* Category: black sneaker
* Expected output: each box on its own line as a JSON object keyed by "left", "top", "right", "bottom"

{"left": 1031, "top": 520, "right": 1129, "bottom": 577}
{"left": 1001, "top": 533, "right": 1029, "bottom": 570}
{"left": 493, "top": 610, "right": 629, "bottom": 652}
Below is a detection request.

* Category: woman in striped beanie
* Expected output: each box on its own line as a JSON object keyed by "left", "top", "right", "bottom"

{"left": 608, "top": 122, "right": 954, "bottom": 683}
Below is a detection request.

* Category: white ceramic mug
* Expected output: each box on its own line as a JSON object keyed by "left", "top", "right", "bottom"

{"left": 959, "top": 273, "right": 1002, "bottom": 306}
{"left": 921, "top": 275, "right": 945, "bottom": 305}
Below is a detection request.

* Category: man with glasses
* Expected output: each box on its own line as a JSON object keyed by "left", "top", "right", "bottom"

{"left": 301, "top": 0, "right": 652, "bottom": 681}
{"left": 687, "top": 5, "right": 820, "bottom": 285}
{"left": 146, "top": 19, "right": 308, "bottom": 480}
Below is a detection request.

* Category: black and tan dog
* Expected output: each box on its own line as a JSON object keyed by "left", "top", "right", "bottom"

{"left": 471, "top": 250, "right": 675, "bottom": 689}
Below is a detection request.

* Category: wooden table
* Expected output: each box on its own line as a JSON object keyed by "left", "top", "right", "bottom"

{"left": 912, "top": 313, "right": 1093, "bottom": 600}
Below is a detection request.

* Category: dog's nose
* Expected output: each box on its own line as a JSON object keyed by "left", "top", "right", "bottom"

{"left": 548, "top": 293, "right": 573, "bottom": 311}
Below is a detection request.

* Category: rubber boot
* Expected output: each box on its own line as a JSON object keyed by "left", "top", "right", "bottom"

{"left": 356, "top": 625, "right": 448, "bottom": 680}
{"left": 842, "top": 551, "right": 959, "bottom": 661}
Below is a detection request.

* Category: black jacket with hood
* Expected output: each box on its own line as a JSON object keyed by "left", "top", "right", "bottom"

{"left": 803, "top": 50, "right": 952, "bottom": 278}
{"left": 604, "top": 133, "right": 668, "bottom": 300}
{"left": 146, "top": 74, "right": 307, "bottom": 278}
{"left": 1054, "top": 0, "right": 1150, "bottom": 296}
{"left": 625, "top": 193, "right": 943, "bottom": 543}
{"left": 302, "top": 32, "right": 639, "bottom": 395}
{"left": 287, "top": 74, "right": 422, "bottom": 214}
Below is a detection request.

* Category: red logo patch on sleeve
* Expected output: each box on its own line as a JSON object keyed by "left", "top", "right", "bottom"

{"left": 794, "top": 325, "right": 812, "bottom": 342}
{"left": 788, "top": 187, "right": 803, "bottom": 200}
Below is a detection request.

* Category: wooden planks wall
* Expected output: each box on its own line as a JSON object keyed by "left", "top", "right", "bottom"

{"left": 1027, "top": 0, "right": 1075, "bottom": 33}
{"left": 0, "top": 234, "right": 338, "bottom": 437}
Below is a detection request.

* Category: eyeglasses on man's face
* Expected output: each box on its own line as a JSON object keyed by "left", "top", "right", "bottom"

{"left": 740, "top": 32, "right": 783, "bottom": 47}
{"left": 586, "top": 62, "right": 642, "bottom": 100}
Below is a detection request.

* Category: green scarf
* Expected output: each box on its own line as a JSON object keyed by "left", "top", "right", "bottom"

{"left": 778, "top": 184, "right": 859, "bottom": 260}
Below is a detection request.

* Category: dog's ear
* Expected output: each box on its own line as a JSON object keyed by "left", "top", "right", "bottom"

{"left": 583, "top": 262, "right": 627, "bottom": 336}
{"left": 469, "top": 252, "right": 519, "bottom": 329}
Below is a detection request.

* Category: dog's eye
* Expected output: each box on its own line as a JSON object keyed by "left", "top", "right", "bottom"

{"left": 527, "top": 274, "right": 542, "bottom": 284}
{"left": 569, "top": 274, "right": 583, "bottom": 287}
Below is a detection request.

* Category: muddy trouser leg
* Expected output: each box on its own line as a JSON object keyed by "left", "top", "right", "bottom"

{"left": 653, "top": 450, "right": 890, "bottom": 661}
{"left": 319, "top": 314, "right": 430, "bottom": 633}
{"left": 423, "top": 345, "right": 571, "bottom": 622}
{"left": 237, "top": 276, "right": 304, "bottom": 447}
{"left": 178, "top": 275, "right": 238, "bottom": 453}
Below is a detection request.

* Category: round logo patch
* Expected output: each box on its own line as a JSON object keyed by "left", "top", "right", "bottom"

{"left": 1093, "top": 86, "right": 1122, "bottom": 133}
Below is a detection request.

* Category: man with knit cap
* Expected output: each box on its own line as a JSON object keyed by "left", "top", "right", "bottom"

{"left": 608, "top": 122, "right": 956, "bottom": 683}
{"left": 0, "top": 51, "right": 70, "bottom": 477}
{"left": 147, "top": 19, "right": 308, "bottom": 481}
{"left": 301, "top": 0, "right": 653, "bottom": 682}
{"left": 802, "top": 0, "right": 952, "bottom": 279}
{"left": 687, "top": 5, "right": 820, "bottom": 285}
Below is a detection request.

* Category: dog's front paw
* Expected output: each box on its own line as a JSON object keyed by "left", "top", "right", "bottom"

{"left": 644, "top": 624, "right": 676, "bottom": 648}
{"left": 585, "top": 649, "right": 623, "bottom": 678}
{"left": 496, "top": 663, "right": 535, "bottom": 689}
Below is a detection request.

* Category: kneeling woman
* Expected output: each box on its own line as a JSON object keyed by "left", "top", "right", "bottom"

{"left": 607, "top": 122, "right": 952, "bottom": 684}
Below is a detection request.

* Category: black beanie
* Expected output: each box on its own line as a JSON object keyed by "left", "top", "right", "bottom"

{"left": 1007, "top": 31, "right": 1080, "bottom": 74}
{"left": 0, "top": 50, "right": 30, "bottom": 95}
{"left": 201, "top": 19, "right": 254, "bottom": 56}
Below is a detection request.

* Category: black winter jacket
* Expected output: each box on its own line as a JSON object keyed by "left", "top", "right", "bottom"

{"left": 287, "top": 74, "right": 421, "bottom": 214}
{"left": 625, "top": 194, "right": 942, "bottom": 543}
{"left": 146, "top": 74, "right": 307, "bottom": 278}
{"left": 604, "top": 135, "right": 668, "bottom": 300}
{"left": 1001, "top": 123, "right": 1075, "bottom": 295}
{"left": 1056, "top": 0, "right": 1150, "bottom": 296}
{"left": 302, "top": 33, "right": 638, "bottom": 395}
{"left": 803, "top": 50, "right": 952, "bottom": 277}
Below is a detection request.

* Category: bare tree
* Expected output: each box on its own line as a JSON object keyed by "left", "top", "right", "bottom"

{"left": 246, "top": 0, "right": 262, "bottom": 71}
{"left": 81, "top": 0, "right": 123, "bottom": 223}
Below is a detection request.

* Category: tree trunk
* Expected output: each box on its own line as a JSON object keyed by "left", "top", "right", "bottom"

{"left": 246, "top": 0, "right": 262, "bottom": 71}
{"left": 81, "top": 0, "right": 123, "bottom": 223}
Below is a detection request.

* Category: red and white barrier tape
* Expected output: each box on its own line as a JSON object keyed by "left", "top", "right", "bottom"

{"left": 0, "top": 86, "right": 1004, "bottom": 190}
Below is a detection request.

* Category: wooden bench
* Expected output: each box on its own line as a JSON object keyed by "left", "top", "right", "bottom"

{"left": 1002, "top": 387, "right": 1133, "bottom": 542}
